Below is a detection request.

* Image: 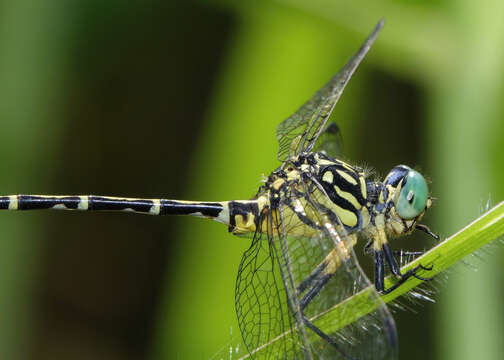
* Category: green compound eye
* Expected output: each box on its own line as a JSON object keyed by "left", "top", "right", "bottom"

{"left": 396, "top": 169, "right": 428, "bottom": 219}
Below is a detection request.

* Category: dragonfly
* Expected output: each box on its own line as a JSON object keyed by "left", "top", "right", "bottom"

{"left": 1, "top": 20, "right": 438, "bottom": 359}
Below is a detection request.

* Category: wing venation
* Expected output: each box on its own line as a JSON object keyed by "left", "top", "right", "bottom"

{"left": 276, "top": 20, "right": 383, "bottom": 161}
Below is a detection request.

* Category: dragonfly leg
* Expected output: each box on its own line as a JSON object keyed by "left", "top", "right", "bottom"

{"left": 393, "top": 250, "right": 424, "bottom": 257}
{"left": 384, "top": 243, "right": 434, "bottom": 278}
{"left": 298, "top": 272, "right": 358, "bottom": 360}
{"left": 297, "top": 247, "right": 340, "bottom": 294}
{"left": 416, "top": 224, "right": 440, "bottom": 241}
{"left": 297, "top": 262, "right": 326, "bottom": 294}
{"left": 375, "top": 243, "right": 434, "bottom": 294}
{"left": 374, "top": 247, "right": 386, "bottom": 292}
{"left": 363, "top": 239, "right": 373, "bottom": 254}
{"left": 299, "top": 273, "right": 331, "bottom": 311}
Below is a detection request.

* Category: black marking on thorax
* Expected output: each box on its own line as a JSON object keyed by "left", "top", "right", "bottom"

{"left": 317, "top": 163, "right": 366, "bottom": 207}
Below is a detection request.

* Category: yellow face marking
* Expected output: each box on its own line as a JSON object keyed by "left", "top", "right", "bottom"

{"left": 322, "top": 171, "right": 334, "bottom": 183}
{"left": 8, "top": 195, "right": 18, "bottom": 210}
{"left": 336, "top": 169, "right": 357, "bottom": 185}
{"left": 78, "top": 196, "right": 89, "bottom": 210}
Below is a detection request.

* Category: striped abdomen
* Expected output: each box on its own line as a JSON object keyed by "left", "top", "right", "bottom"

{"left": 0, "top": 195, "right": 265, "bottom": 235}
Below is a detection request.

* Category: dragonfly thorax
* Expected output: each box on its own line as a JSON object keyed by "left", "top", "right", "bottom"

{"left": 254, "top": 152, "right": 372, "bottom": 237}
{"left": 252, "top": 154, "right": 432, "bottom": 246}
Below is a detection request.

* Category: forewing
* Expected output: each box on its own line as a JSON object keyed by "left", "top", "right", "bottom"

{"left": 276, "top": 20, "right": 383, "bottom": 161}
{"left": 235, "top": 172, "right": 397, "bottom": 359}
{"left": 276, "top": 180, "right": 398, "bottom": 359}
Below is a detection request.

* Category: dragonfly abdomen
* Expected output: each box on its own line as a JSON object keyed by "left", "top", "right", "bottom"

{"left": 0, "top": 194, "right": 226, "bottom": 218}
{"left": 0, "top": 194, "right": 267, "bottom": 235}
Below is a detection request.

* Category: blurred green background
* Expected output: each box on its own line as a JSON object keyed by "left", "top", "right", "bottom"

{"left": 0, "top": 0, "right": 503, "bottom": 359}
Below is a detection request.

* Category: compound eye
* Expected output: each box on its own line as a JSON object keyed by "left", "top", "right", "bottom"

{"left": 396, "top": 169, "right": 428, "bottom": 219}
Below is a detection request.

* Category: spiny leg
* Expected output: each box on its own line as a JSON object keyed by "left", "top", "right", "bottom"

{"left": 375, "top": 243, "right": 434, "bottom": 295}
{"left": 383, "top": 243, "right": 433, "bottom": 276}
{"left": 297, "top": 262, "right": 327, "bottom": 294}
{"left": 296, "top": 263, "right": 358, "bottom": 360}
{"left": 393, "top": 250, "right": 424, "bottom": 257}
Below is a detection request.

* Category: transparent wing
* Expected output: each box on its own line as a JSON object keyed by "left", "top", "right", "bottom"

{"left": 280, "top": 179, "right": 398, "bottom": 359}
{"left": 276, "top": 20, "right": 383, "bottom": 161}
{"left": 235, "top": 210, "right": 304, "bottom": 359}
{"left": 235, "top": 196, "right": 333, "bottom": 359}
{"left": 313, "top": 122, "right": 344, "bottom": 159}
{"left": 235, "top": 182, "right": 398, "bottom": 359}
{"left": 296, "top": 181, "right": 397, "bottom": 360}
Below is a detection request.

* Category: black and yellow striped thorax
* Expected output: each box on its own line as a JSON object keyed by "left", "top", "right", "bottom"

{"left": 232, "top": 152, "right": 379, "bottom": 237}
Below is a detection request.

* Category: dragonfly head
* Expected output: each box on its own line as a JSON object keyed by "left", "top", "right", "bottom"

{"left": 382, "top": 165, "right": 432, "bottom": 237}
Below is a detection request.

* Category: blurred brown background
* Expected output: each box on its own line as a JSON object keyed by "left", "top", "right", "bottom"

{"left": 0, "top": 1, "right": 503, "bottom": 359}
